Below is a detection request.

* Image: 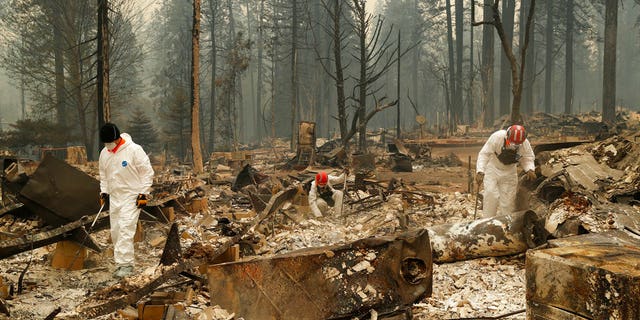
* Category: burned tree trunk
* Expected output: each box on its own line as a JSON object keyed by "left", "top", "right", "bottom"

{"left": 427, "top": 210, "right": 547, "bottom": 263}
{"left": 191, "top": 0, "right": 204, "bottom": 173}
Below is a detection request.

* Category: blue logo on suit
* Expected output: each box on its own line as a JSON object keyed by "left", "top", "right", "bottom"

{"left": 122, "top": 160, "right": 128, "bottom": 167}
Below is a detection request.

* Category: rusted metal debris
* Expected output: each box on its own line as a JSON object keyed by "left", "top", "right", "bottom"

{"left": 207, "top": 229, "right": 432, "bottom": 319}
{"left": 18, "top": 154, "right": 103, "bottom": 226}
{"left": 427, "top": 210, "right": 548, "bottom": 263}
{"left": 0, "top": 155, "right": 115, "bottom": 257}
{"left": 526, "top": 244, "right": 640, "bottom": 319}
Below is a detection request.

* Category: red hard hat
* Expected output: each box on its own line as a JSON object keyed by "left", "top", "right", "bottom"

{"left": 506, "top": 125, "right": 527, "bottom": 145}
{"left": 315, "top": 171, "right": 328, "bottom": 186}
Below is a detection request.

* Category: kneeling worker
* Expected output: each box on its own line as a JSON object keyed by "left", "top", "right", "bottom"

{"left": 308, "top": 171, "right": 346, "bottom": 217}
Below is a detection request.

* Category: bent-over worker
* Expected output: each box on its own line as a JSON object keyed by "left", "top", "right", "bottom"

{"left": 476, "top": 124, "right": 535, "bottom": 217}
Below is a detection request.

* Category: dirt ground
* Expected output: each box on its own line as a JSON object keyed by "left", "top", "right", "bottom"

{"left": 377, "top": 145, "right": 482, "bottom": 194}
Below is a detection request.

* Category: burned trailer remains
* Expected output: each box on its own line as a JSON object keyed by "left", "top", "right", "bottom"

{"left": 427, "top": 210, "right": 548, "bottom": 263}
{"left": 208, "top": 229, "right": 432, "bottom": 319}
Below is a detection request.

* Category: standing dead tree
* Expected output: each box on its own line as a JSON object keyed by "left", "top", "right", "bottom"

{"left": 472, "top": 0, "right": 536, "bottom": 124}
{"left": 191, "top": 0, "right": 204, "bottom": 174}
{"left": 348, "top": 0, "right": 402, "bottom": 152}
{"left": 314, "top": 0, "right": 349, "bottom": 147}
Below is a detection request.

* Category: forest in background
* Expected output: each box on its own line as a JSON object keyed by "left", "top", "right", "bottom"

{"left": 0, "top": 0, "right": 639, "bottom": 161}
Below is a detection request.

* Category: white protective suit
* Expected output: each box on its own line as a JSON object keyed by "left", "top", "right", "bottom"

{"left": 308, "top": 173, "right": 345, "bottom": 217}
{"left": 99, "top": 133, "right": 154, "bottom": 266}
{"left": 476, "top": 129, "right": 534, "bottom": 217}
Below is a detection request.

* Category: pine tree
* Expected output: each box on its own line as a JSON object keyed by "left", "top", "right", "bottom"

{"left": 127, "top": 109, "right": 159, "bottom": 152}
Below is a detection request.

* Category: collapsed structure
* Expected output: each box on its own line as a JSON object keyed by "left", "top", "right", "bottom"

{"left": 0, "top": 113, "right": 639, "bottom": 319}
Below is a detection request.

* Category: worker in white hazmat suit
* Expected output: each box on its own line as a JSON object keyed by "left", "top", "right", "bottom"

{"left": 98, "top": 123, "right": 154, "bottom": 278}
{"left": 476, "top": 124, "right": 536, "bottom": 217}
{"left": 308, "top": 171, "right": 346, "bottom": 217}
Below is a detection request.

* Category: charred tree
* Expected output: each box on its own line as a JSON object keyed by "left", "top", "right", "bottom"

{"left": 472, "top": 0, "right": 536, "bottom": 124}
{"left": 479, "top": 0, "right": 495, "bottom": 127}
{"left": 544, "top": 0, "right": 553, "bottom": 114}
{"left": 520, "top": 0, "right": 535, "bottom": 115}
{"left": 316, "top": 0, "right": 348, "bottom": 147}
{"left": 349, "top": 0, "right": 401, "bottom": 152}
{"left": 97, "top": 0, "right": 110, "bottom": 128}
{"left": 191, "top": 0, "right": 204, "bottom": 174}
{"left": 602, "top": 0, "right": 617, "bottom": 125}
{"left": 256, "top": 0, "right": 265, "bottom": 141}
{"left": 290, "top": 0, "right": 299, "bottom": 150}
{"left": 498, "top": 0, "right": 515, "bottom": 118}
{"left": 454, "top": 0, "right": 464, "bottom": 124}
{"left": 564, "top": 0, "right": 574, "bottom": 114}
{"left": 445, "top": 0, "right": 457, "bottom": 128}
{"left": 207, "top": 0, "right": 219, "bottom": 153}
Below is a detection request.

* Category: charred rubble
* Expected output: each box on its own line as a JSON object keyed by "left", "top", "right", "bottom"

{"left": 0, "top": 116, "right": 639, "bottom": 319}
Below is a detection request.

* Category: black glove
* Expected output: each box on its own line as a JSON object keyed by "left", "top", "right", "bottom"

{"left": 99, "top": 193, "right": 109, "bottom": 206}
{"left": 136, "top": 194, "right": 148, "bottom": 208}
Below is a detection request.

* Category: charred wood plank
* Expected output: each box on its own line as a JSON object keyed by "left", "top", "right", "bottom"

{"left": 207, "top": 229, "right": 432, "bottom": 320}
{"left": 0, "top": 203, "right": 23, "bottom": 219}
{"left": 159, "top": 223, "right": 181, "bottom": 266}
{"left": 247, "top": 192, "right": 268, "bottom": 213}
{"left": 526, "top": 245, "right": 640, "bottom": 319}
{"left": 0, "top": 214, "right": 108, "bottom": 259}
{"left": 427, "top": 210, "right": 548, "bottom": 263}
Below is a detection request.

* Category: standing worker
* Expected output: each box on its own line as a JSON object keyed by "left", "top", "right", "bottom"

{"left": 308, "top": 171, "right": 346, "bottom": 217}
{"left": 476, "top": 124, "right": 536, "bottom": 217}
{"left": 98, "top": 123, "right": 154, "bottom": 278}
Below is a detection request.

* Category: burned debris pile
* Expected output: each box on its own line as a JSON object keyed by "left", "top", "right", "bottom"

{"left": 1, "top": 118, "right": 640, "bottom": 319}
